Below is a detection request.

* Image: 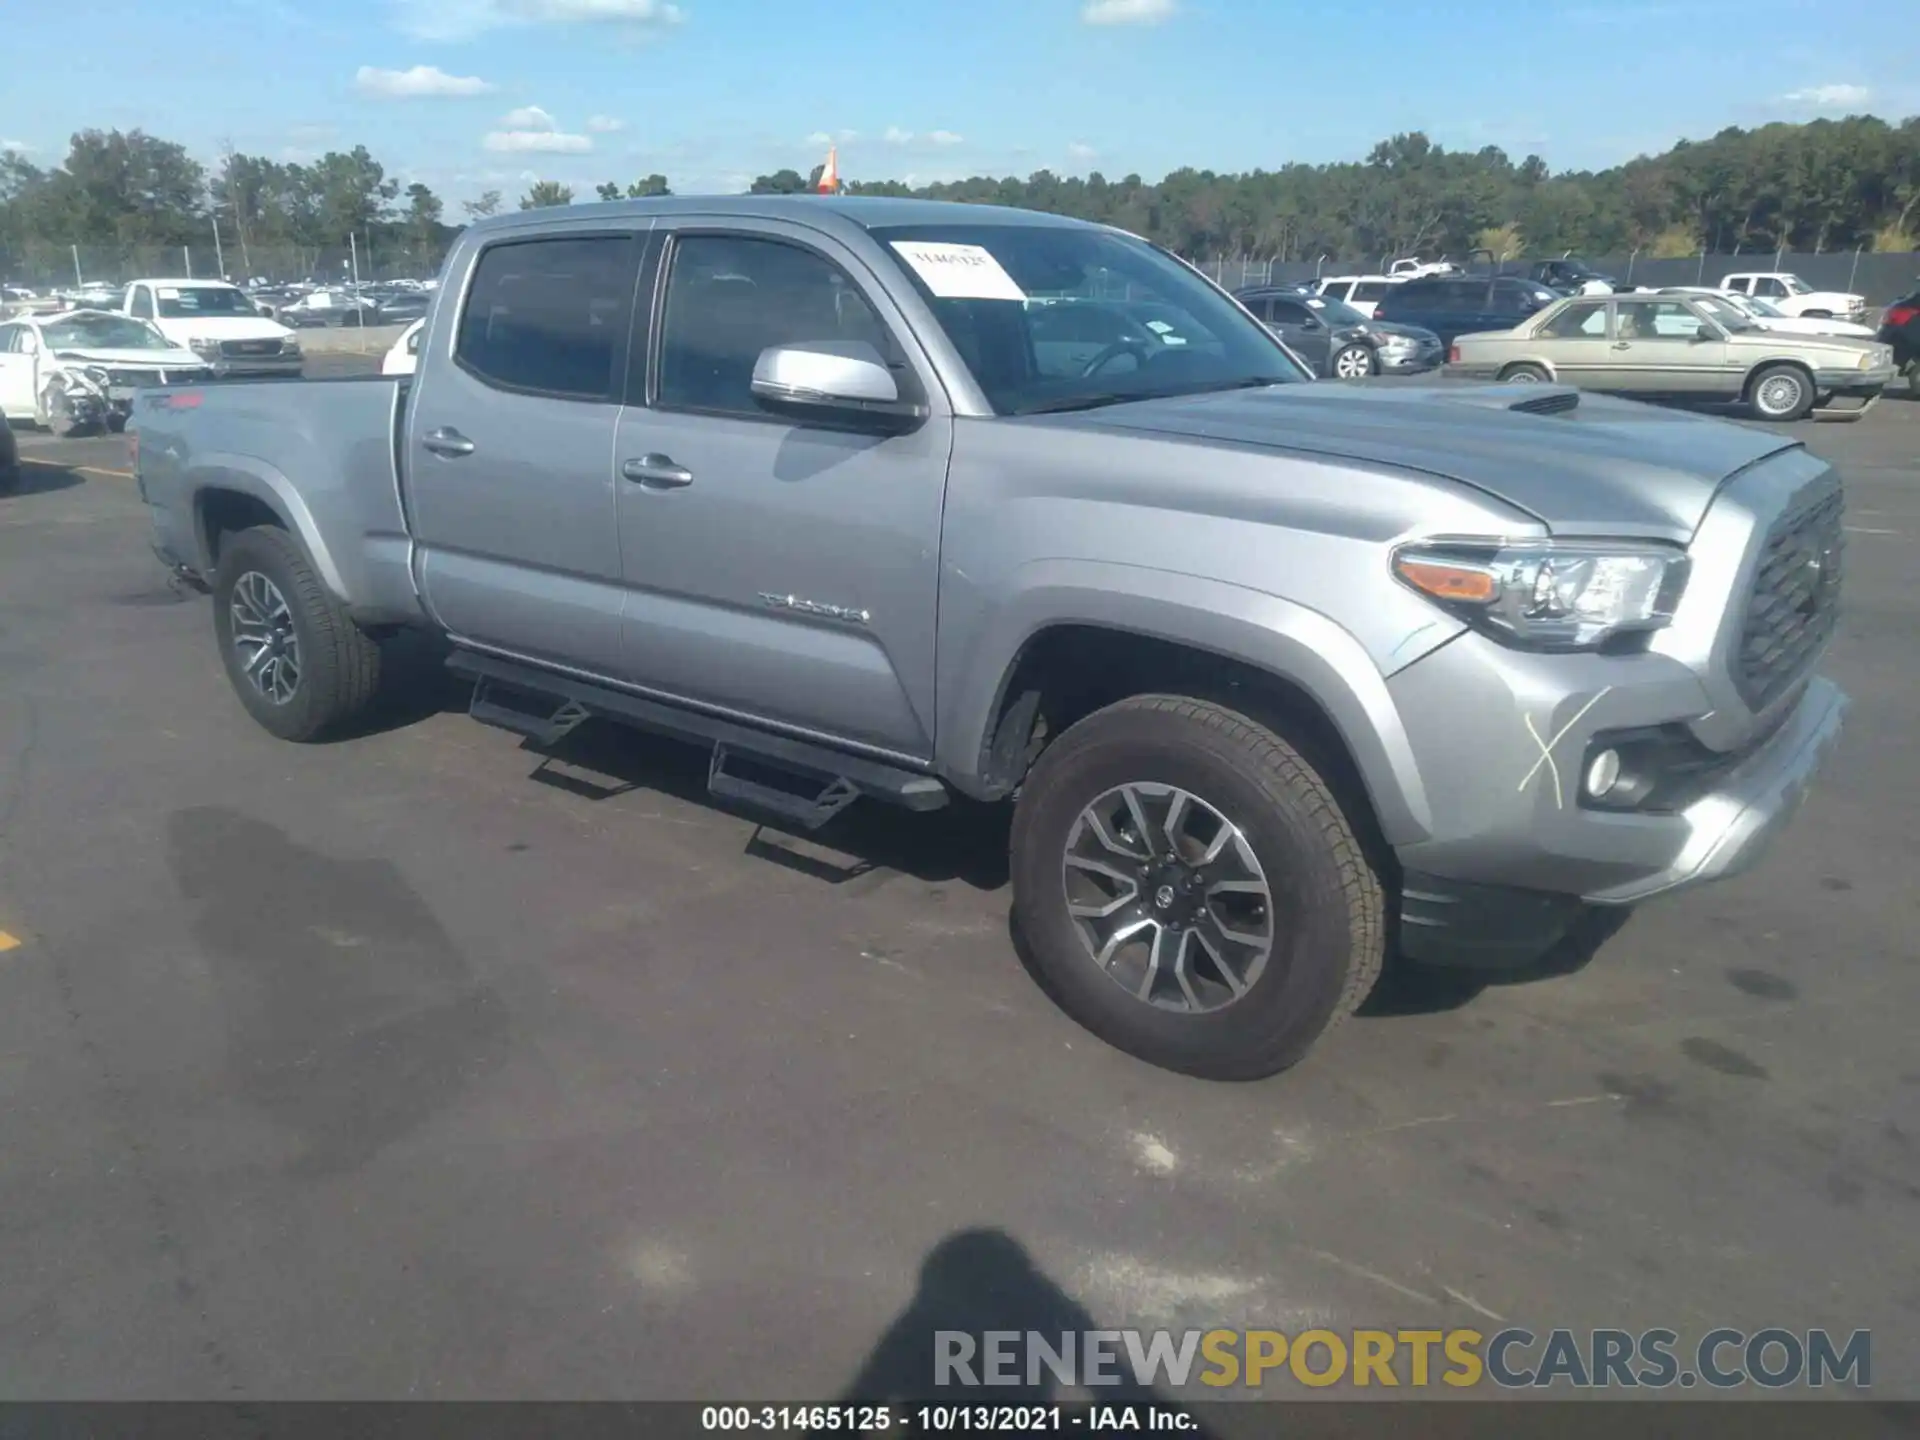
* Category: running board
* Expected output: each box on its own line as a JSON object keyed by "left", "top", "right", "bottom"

{"left": 448, "top": 649, "right": 949, "bottom": 828}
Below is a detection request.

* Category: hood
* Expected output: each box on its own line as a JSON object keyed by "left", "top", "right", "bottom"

{"left": 53, "top": 346, "right": 204, "bottom": 369}
{"left": 148, "top": 315, "right": 292, "bottom": 341}
{"left": 1367, "top": 320, "right": 1439, "bottom": 343}
{"left": 1727, "top": 329, "right": 1877, "bottom": 357}
{"left": 1029, "top": 382, "right": 1800, "bottom": 538}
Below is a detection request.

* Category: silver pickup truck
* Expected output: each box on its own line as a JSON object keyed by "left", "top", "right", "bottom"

{"left": 132, "top": 197, "right": 1848, "bottom": 1080}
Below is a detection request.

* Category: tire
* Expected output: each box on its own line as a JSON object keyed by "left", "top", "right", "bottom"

{"left": 1747, "top": 363, "right": 1814, "bottom": 421}
{"left": 0, "top": 463, "right": 17, "bottom": 496}
{"left": 1801, "top": 310, "right": 1832, "bottom": 320}
{"left": 210, "top": 525, "right": 382, "bottom": 742}
{"left": 1331, "top": 343, "right": 1377, "bottom": 380}
{"left": 1009, "top": 695, "right": 1385, "bottom": 1081}
{"left": 1499, "top": 362, "right": 1551, "bottom": 384}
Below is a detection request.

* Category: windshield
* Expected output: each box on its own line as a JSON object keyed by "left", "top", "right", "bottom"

{"left": 1689, "top": 295, "right": 1756, "bottom": 330}
{"left": 155, "top": 286, "right": 257, "bottom": 318}
{"left": 1307, "top": 294, "right": 1370, "bottom": 327}
{"left": 42, "top": 313, "right": 171, "bottom": 351}
{"left": 870, "top": 223, "right": 1306, "bottom": 415}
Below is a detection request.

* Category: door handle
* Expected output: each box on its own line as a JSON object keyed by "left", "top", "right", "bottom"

{"left": 622, "top": 454, "right": 694, "bottom": 489}
{"left": 422, "top": 427, "right": 475, "bottom": 458}
{"left": 1611, "top": 342, "right": 1631, "bottom": 350}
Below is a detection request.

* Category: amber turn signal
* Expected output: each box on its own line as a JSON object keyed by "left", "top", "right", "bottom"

{"left": 1393, "top": 557, "right": 1499, "bottom": 604}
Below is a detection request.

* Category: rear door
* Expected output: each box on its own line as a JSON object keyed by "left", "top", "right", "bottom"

{"left": 609, "top": 220, "right": 952, "bottom": 760}
{"left": 1529, "top": 298, "right": 1612, "bottom": 384}
{"left": 405, "top": 224, "right": 647, "bottom": 678}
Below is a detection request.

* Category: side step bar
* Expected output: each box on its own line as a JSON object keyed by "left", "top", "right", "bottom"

{"left": 447, "top": 649, "right": 948, "bottom": 830}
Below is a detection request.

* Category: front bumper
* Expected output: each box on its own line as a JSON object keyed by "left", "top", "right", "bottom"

{"left": 1379, "top": 344, "right": 1444, "bottom": 374}
{"left": 204, "top": 353, "right": 303, "bottom": 379}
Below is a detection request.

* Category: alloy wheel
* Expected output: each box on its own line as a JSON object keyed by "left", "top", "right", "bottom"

{"left": 1756, "top": 373, "right": 1804, "bottom": 417}
{"left": 1061, "top": 781, "right": 1275, "bottom": 1013}
{"left": 229, "top": 571, "right": 302, "bottom": 704}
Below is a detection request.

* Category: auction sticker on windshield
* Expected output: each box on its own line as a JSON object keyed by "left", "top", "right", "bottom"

{"left": 890, "top": 242, "right": 1027, "bottom": 301}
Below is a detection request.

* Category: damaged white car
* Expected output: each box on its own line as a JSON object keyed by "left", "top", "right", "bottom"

{"left": 0, "top": 309, "right": 214, "bottom": 436}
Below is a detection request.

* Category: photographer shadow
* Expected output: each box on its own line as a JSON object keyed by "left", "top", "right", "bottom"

{"left": 836, "top": 1228, "right": 1219, "bottom": 1435}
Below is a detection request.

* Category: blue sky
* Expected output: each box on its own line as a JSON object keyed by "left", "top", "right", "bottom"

{"left": 1, "top": 0, "right": 1911, "bottom": 205}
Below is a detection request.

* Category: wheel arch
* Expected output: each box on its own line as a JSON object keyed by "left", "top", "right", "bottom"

{"left": 939, "top": 565, "right": 1436, "bottom": 847}
{"left": 188, "top": 459, "right": 349, "bottom": 601}
{"left": 1496, "top": 357, "right": 1559, "bottom": 381}
{"left": 1741, "top": 356, "right": 1816, "bottom": 399}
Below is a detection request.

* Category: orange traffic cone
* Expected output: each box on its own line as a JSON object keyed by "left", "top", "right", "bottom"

{"left": 818, "top": 147, "right": 840, "bottom": 194}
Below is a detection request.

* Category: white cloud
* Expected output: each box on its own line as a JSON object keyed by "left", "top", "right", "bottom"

{"left": 883, "top": 127, "right": 915, "bottom": 146}
{"left": 395, "top": 0, "right": 683, "bottom": 41}
{"left": 355, "top": 63, "right": 496, "bottom": 98}
{"left": 484, "top": 128, "right": 594, "bottom": 153}
{"left": 586, "top": 115, "right": 626, "bottom": 133}
{"left": 1067, "top": 141, "right": 1098, "bottom": 161}
{"left": 927, "top": 130, "right": 964, "bottom": 147}
{"left": 1081, "top": 0, "right": 1175, "bottom": 23}
{"left": 500, "top": 105, "right": 557, "bottom": 130}
{"left": 1, "top": 139, "right": 31, "bottom": 153}
{"left": 1782, "top": 82, "right": 1871, "bottom": 107}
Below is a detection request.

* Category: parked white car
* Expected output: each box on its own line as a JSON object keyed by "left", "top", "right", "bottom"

{"left": 119, "top": 279, "right": 302, "bottom": 377}
{"left": 1659, "top": 287, "right": 1877, "bottom": 338}
{"left": 1309, "top": 274, "right": 1402, "bottom": 318}
{"left": 0, "top": 309, "right": 212, "bottom": 434}
{"left": 1719, "top": 272, "right": 1868, "bottom": 321}
{"left": 1387, "top": 257, "right": 1460, "bottom": 279}
{"left": 382, "top": 319, "right": 424, "bottom": 376}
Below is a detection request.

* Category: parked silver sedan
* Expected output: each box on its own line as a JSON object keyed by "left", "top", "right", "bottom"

{"left": 1446, "top": 291, "right": 1896, "bottom": 420}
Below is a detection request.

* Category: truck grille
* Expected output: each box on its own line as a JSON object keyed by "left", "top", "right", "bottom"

{"left": 1735, "top": 481, "right": 1843, "bottom": 710}
{"left": 220, "top": 339, "right": 282, "bottom": 357}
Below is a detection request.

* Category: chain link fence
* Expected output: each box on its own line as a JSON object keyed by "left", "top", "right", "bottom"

{"left": 2, "top": 239, "right": 450, "bottom": 292}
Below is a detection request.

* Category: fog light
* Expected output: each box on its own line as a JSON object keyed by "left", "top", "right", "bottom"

{"left": 1585, "top": 748, "right": 1622, "bottom": 798}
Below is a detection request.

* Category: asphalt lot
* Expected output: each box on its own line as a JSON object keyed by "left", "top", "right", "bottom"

{"left": 2, "top": 368, "right": 1918, "bottom": 1413}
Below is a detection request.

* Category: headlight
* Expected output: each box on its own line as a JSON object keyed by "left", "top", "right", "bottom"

{"left": 1858, "top": 350, "right": 1879, "bottom": 371}
{"left": 1392, "top": 538, "right": 1690, "bottom": 650}
{"left": 188, "top": 337, "right": 218, "bottom": 356}
{"left": 281, "top": 337, "right": 301, "bottom": 356}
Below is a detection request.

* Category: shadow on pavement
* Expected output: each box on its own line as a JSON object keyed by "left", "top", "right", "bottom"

{"left": 523, "top": 717, "right": 1013, "bottom": 890}
{"left": 835, "top": 1227, "right": 1218, "bottom": 1435}
{"left": 1359, "top": 903, "right": 1634, "bottom": 1018}
{"left": 5, "top": 460, "right": 85, "bottom": 496}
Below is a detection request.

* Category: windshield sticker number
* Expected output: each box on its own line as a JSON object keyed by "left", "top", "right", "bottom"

{"left": 890, "top": 242, "right": 1027, "bottom": 302}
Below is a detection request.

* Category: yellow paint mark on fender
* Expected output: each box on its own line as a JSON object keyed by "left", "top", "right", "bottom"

{"left": 21, "top": 458, "right": 135, "bottom": 480}
{"left": 0, "top": 930, "right": 22, "bottom": 953}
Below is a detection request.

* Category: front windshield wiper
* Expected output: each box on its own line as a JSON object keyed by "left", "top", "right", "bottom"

{"left": 1012, "top": 376, "right": 1291, "bottom": 417}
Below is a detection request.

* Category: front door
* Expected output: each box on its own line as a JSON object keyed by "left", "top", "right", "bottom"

{"left": 404, "top": 226, "right": 646, "bottom": 679}
{"left": 0, "top": 324, "right": 39, "bottom": 419}
{"left": 1608, "top": 298, "right": 1727, "bottom": 396}
{"left": 1264, "top": 296, "right": 1333, "bottom": 375}
{"left": 610, "top": 222, "right": 952, "bottom": 761}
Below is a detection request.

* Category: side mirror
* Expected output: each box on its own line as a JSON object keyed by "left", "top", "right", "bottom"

{"left": 1696, "top": 324, "right": 1718, "bottom": 342}
{"left": 751, "top": 342, "right": 926, "bottom": 433}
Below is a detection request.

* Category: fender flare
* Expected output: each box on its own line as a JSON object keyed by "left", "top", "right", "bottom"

{"left": 188, "top": 453, "right": 349, "bottom": 600}
{"left": 936, "top": 559, "right": 1436, "bottom": 845}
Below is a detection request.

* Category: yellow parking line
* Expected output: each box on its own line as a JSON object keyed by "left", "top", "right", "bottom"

{"left": 0, "top": 930, "right": 21, "bottom": 953}
{"left": 20, "top": 457, "right": 134, "bottom": 480}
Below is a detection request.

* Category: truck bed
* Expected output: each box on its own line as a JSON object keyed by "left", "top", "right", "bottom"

{"left": 133, "top": 375, "right": 425, "bottom": 627}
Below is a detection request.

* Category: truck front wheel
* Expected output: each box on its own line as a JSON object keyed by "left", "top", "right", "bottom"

{"left": 211, "top": 525, "right": 382, "bottom": 742}
{"left": 1009, "top": 695, "right": 1385, "bottom": 1080}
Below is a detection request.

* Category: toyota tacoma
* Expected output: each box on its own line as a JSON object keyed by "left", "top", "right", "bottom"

{"left": 131, "top": 198, "right": 1848, "bottom": 1079}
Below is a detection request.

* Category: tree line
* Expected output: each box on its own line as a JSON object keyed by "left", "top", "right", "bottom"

{"left": 3, "top": 114, "right": 1916, "bottom": 285}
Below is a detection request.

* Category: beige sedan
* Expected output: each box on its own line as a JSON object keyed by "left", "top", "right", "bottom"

{"left": 1446, "top": 292, "right": 1896, "bottom": 421}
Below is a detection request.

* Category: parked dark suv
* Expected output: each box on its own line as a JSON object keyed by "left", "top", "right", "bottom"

{"left": 0, "top": 410, "right": 18, "bottom": 494}
{"left": 1373, "top": 273, "right": 1560, "bottom": 346}
{"left": 1877, "top": 286, "right": 1919, "bottom": 390}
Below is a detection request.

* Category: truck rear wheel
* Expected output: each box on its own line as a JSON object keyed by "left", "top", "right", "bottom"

{"left": 1009, "top": 695, "right": 1385, "bottom": 1080}
{"left": 211, "top": 525, "right": 382, "bottom": 742}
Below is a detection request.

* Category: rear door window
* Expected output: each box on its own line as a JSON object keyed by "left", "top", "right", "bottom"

{"left": 455, "top": 234, "right": 641, "bottom": 401}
